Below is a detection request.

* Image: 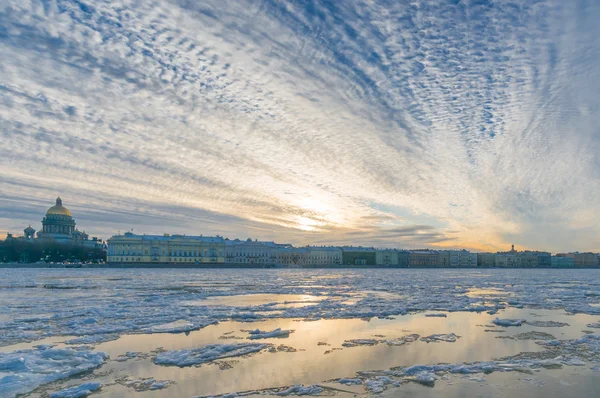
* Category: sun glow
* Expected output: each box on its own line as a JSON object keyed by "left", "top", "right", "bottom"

{"left": 295, "top": 216, "right": 325, "bottom": 231}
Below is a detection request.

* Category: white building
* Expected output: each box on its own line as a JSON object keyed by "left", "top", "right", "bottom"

{"left": 224, "top": 239, "right": 278, "bottom": 265}
{"left": 305, "top": 246, "right": 342, "bottom": 266}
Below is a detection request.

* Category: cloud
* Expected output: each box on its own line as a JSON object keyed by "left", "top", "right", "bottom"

{"left": 1, "top": 0, "right": 599, "bottom": 252}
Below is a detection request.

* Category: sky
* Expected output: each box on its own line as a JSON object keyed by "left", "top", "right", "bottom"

{"left": 0, "top": 0, "right": 599, "bottom": 252}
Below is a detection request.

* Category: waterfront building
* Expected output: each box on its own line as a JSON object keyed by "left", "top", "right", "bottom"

{"left": 438, "top": 250, "right": 450, "bottom": 267}
{"left": 397, "top": 250, "right": 410, "bottom": 267}
{"left": 107, "top": 232, "right": 225, "bottom": 263}
{"left": 565, "top": 252, "right": 599, "bottom": 267}
{"left": 408, "top": 250, "right": 439, "bottom": 267}
{"left": 341, "top": 246, "right": 376, "bottom": 266}
{"left": 477, "top": 252, "right": 496, "bottom": 267}
{"left": 495, "top": 245, "right": 519, "bottom": 267}
{"left": 305, "top": 246, "right": 342, "bottom": 266}
{"left": 518, "top": 251, "right": 551, "bottom": 267}
{"left": 375, "top": 249, "right": 399, "bottom": 266}
{"left": 224, "top": 238, "right": 278, "bottom": 265}
{"left": 276, "top": 246, "right": 308, "bottom": 267}
{"left": 438, "top": 250, "right": 477, "bottom": 267}
{"left": 551, "top": 256, "right": 575, "bottom": 268}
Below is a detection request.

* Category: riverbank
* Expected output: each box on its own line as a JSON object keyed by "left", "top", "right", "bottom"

{"left": 1, "top": 262, "right": 598, "bottom": 269}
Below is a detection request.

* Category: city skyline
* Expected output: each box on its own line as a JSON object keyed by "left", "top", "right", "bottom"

{"left": 1, "top": 1, "right": 600, "bottom": 253}
{"left": 2, "top": 196, "right": 597, "bottom": 256}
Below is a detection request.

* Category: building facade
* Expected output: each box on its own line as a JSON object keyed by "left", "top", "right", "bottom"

{"left": 566, "top": 252, "right": 599, "bottom": 267}
{"left": 375, "top": 249, "right": 399, "bottom": 266}
{"left": 305, "top": 246, "right": 342, "bottom": 266}
{"left": 341, "top": 247, "right": 376, "bottom": 266}
{"left": 438, "top": 250, "right": 477, "bottom": 267}
{"left": 107, "top": 232, "right": 225, "bottom": 263}
{"left": 224, "top": 239, "right": 279, "bottom": 265}
{"left": 477, "top": 253, "right": 496, "bottom": 267}
{"left": 408, "top": 250, "right": 439, "bottom": 267}
{"left": 276, "top": 247, "right": 308, "bottom": 267}
{"left": 495, "top": 245, "right": 519, "bottom": 267}
{"left": 551, "top": 256, "right": 575, "bottom": 268}
{"left": 518, "top": 251, "right": 551, "bottom": 267}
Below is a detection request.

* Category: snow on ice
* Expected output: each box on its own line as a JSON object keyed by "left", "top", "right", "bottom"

{"left": 492, "top": 318, "right": 525, "bottom": 327}
{"left": 2, "top": 269, "right": 600, "bottom": 396}
{"left": 274, "top": 385, "right": 324, "bottom": 396}
{"left": 342, "top": 339, "right": 381, "bottom": 347}
{"left": 65, "top": 334, "right": 120, "bottom": 345}
{"left": 247, "top": 328, "right": 292, "bottom": 339}
{"left": 0, "top": 347, "right": 107, "bottom": 398}
{"left": 49, "top": 382, "right": 102, "bottom": 398}
{"left": 2, "top": 269, "right": 600, "bottom": 347}
{"left": 337, "top": 378, "right": 362, "bottom": 385}
{"left": 154, "top": 343, "right": 269, "bottom": 367}
{"left": 420, "top": 333, "right": 460, "bottom": 343}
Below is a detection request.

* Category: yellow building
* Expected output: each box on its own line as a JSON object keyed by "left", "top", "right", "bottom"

{"left": 305, "top": 246, "right": 342, "bottom": 266}
{"left": 107, "top": 232, "right": 225, "bottom": 264}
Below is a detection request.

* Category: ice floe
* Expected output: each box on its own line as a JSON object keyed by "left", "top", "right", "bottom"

{"left": 2, "top": 269, "right": 600, "bottom": 396}
{"left": 64, "top": 334, "right": 120, "bottom": 345}
{"left": 407, "top": 371, "right": 437, "bottom": 386}
{"left": 274, "top": 385, "right": 324, "bottom": 396}
{"left": 0, "top": 347, "right": 107, "bottom": 398}
{"left": 247, "top": 328, "right": 292, "bottom": 339}
{"left": 154, "top": 343, "right": 269, "bottom": 367}
{"left": 497, "top": 331, "right": 556, "bottom": 341}
{"left": 116, "top": 376, "right": 173, "bottom": 391}
{"left": 337, "top": 378, "right": 362, "bottom": 385}
{"left": 196, "top": 384, "right": 326, "bottom": 397}
{"left": 492, "top": 318, "right": 525, "bottom": 327}
{"left": 49, "top": 382, "right": 102, "bottom": 398}
{"left": 526, "top": 320, "right": 569, "bottom": 328}
{"left": 342, "top": 339, "right": 381, "bottom": 347}
{"left": 147, "top": 319, "right": 218, "bottom": 334}
{"left": 385, "top": 333, "right": 420, "bottom": 346}
{"left": 2, "top": 269, "right": 600, "bottom": 348}
{"left": 364, "top": 376, "right": 401, "bottom": 393}
{"left": 420, "top": 333, "right": 460, "bottom": 343}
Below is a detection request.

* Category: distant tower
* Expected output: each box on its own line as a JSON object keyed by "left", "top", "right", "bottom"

{"left": 24, "top": 225, "right": 36, "bottom": 240}
{"left": 511, "top": 244, "right": 515, "bottom": 252}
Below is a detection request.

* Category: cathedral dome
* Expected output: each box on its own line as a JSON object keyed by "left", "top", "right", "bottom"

{"left": 46, "top": 197, "right": 72, "bottom": 217}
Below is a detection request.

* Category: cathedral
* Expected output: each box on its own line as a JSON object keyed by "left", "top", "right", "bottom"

{"left": 14, "top": 197, "right": 100, "bottom": 248}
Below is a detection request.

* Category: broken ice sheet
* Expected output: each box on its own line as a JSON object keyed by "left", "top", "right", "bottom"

{"left": 492, "top": 318, "right": 525, "bottom": 327}
{"left": 0, "top": 347, "right": 107, "bottom": 398}
{"left": 420, "top": 333, "right": 461, "bottom": 343}
{"left": 342, "top": 339, "right": 382, "bottom": 347}
{"left": 49, "top": 382, "right": 102, "bottom": 398}
{"left": 116, "top": 376, "right": 173, "bottom": 392}
{"left": 247, "top": 328, "right": 292, "bottom": 339}
{"left": 153, "top": 343, "right": 270, "bottom": 367}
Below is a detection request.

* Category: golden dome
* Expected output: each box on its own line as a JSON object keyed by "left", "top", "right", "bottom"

{"left": 46, "top": 197, "right": 72, "bottom": 217}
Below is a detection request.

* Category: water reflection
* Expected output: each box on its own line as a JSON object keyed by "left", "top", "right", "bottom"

{"left": 24, "top": 308, "right": 599, "bottom": 397}
{"left": 183, "top": 293, "right": 327, "bottom": 308}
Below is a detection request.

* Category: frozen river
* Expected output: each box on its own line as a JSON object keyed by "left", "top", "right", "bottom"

{"left": 1, "top": 268, "right": 600, "bottom": 397}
